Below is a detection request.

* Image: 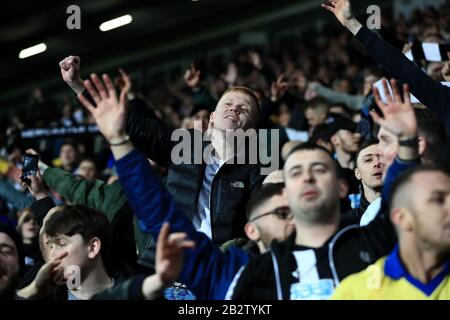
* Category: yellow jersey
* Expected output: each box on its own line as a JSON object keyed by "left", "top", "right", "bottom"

{"left": 332, "top": 246, "right": 450, "bottom": 300}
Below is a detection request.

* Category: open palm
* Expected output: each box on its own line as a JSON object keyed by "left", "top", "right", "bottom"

{"left": 156, "top": 223, "right": 195, "bottom": 286}
{"left": 77, "top": 74, "right": 127, "bottom": 142}
{"left": 371, "top": 79, "right": 417, "bottom": 139}
{"left": 321, "top": 0, "right": 353, "bottom": 25}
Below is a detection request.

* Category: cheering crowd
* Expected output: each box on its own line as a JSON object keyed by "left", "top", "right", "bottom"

{"left": 0, "top": 0, "right": 449, "bottom": 300}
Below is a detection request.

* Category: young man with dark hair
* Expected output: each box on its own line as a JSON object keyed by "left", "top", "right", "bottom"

{"left": 244, "top": 183, "right": 295, "bottom": 253}
{"left": 333, "top": 165, "right": 450, "bottom": 299}
{"left": 311, "top": 115, "right": 361, "bottom": 169}
{"left": 17, "top": 205, "right": 114, "bottom": 300}
{"left": 26, "top": 148, "right": 143, "bottom": 277}
{"left": 342, "top": 138, "right": 384, "bottom": 226}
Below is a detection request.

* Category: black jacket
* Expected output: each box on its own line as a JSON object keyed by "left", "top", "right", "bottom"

{"left": 79, "top": 90, "right": 265, "bottom": 269}
{"left": 231, "top": 213, "right": 396, "bottom": 300}
{"left": 355, "top": 25, "right": 450, "bottom": 133}
{"left": 126, "top": 113, "right": 264, "bottom": 245}
{"left": 341, "top": 192, "right": 371, "bottom": 225}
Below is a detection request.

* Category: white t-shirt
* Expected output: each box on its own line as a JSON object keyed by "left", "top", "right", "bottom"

{"left": 193, "top": 154, "right": 226, "bottom": 239}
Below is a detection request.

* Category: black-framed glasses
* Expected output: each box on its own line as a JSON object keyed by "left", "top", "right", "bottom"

{"left": 250, "top": 206, "right": 292, "bottom": 222}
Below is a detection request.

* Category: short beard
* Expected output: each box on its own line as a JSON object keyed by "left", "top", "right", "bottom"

{"left": 298, "top": 200, "right": 339, "bottom": 225}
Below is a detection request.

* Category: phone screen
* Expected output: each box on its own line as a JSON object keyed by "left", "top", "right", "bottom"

{"left": 22, "top": 155, "right": 39, "bottom": 179}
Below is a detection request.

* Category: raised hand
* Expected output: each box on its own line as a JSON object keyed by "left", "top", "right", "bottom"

{"left": 222, "top": 62, "right": 238, "bottom": 87}
{"left": 77, "top": 74, "right": 127, "bottom": 143}
{"left": 184, "top": 63, "right": 201, "bottom": 89}
{"left": 115, "top": 68, "right": 133, "bottom": 95}
{"left": 304, "top": 82, "right": 319, "bottom": 101}
{"left": 155, "top": 222, "right": 195, "bottom": 287}
{"left": 321, "top": 0, "right": 353, "bottom": 24}
{"left": 34, "top": 251, "right": 68, "bottom": 291}
{"left": 402, "top": 42, "right": 413, "bottom": 54}
{"left": 371, "top": 78, "right": 417, "bottom": 139}
{"left": 59, "top": 56, "right": 84, "bottom": 94}
{"left": 17, "top": 251, "right": 68, "bottom": 299}
{"left": 249, "top": 51, "right": 263, "bottom": 69}
{"left": 271, "top": 75, "right": 289, "bottom": 102}
{"left": 321, "top": 0, "right": 362, "bottom": 35}
{"left": 22, "top": 169, "right": 48, "bottom": 200}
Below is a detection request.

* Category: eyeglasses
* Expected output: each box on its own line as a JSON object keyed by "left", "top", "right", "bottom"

{"left": 250, "top": 206, "right": 292, "bottom": 222}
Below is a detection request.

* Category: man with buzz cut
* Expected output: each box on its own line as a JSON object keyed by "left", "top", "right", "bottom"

{"left": 332, "top": 165, "right": 450, "bottom": 300}
{"left": 228, "top": 79, "right": 422, "bottom": 299}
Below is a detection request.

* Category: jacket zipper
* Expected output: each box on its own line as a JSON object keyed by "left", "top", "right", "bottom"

{"left": 272, "top": 224, "right": 360, "bottom": 299}
{"left": 327, "top": 224, "right": 360, "bottom": 287}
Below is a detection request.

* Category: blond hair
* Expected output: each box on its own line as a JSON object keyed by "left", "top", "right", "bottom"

{"left": 221, "top": 86, "right": 260, "bottom": 110}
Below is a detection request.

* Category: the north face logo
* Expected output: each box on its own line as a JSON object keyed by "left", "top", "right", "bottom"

{"left": 230, "top": 181, "right": 245, "bottom": 189}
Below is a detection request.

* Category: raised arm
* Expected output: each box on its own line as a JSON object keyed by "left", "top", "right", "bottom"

{"left": 362, "top": 79, "right": 420, "bottom": 245}
{"left": 59, "top": 57, "right": 175, "bottom": 166}
{"left": 310, "top": 81, "right": 365, "bottom": 110}
{"left": 24, "top": 147, "right": 126, "bottom": 221}
{"left": 77, "top": 74, "right": 250, "bottom": 299}
{"left": 371, "top": 79, "right": 420, "bottom": 207}
{"left": 321, "top": 0, "right": 362, "bottom": 35}
{"left": 42, "top": 167, "right": 126, "bottom": 221}
{"left": 322, "top": 0, "right": 450, "bottom": 131}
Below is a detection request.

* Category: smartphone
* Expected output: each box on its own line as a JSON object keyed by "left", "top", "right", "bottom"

{"left": 21, "top": 153, "right": 39, "bottom": 185}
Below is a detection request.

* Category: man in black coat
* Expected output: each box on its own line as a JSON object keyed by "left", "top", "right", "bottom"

{"left": 59, "top": 58, "right": 268, "bottom": 270}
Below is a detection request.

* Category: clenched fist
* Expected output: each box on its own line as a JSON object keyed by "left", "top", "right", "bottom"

{"left": 59, "top": 55, "right": 85, "bottom": 94}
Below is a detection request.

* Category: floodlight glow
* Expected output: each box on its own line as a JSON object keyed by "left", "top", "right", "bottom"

{"left": 19, "top": 43, "right": 47, "bottom": 59}
{"left": 99, "top": 15, "right": 133, "bottom": 32}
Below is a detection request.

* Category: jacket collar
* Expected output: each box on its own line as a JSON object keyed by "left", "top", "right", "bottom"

{"left": 358, "top": 192, "right": 371, "bottom": 212}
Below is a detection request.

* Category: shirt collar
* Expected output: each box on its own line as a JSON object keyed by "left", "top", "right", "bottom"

{"left": 384, "top": 245, "right": 406, "bottom": 280}
{"left": 385, "top": 245, "right": 450, "bottom": 296}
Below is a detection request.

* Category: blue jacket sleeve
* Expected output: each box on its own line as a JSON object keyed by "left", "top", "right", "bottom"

{"left": 355, "top": 26, "right": 450, "bottom": 132}
{"left": 114, "top": 149, "right": 249, "bottom": 299}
